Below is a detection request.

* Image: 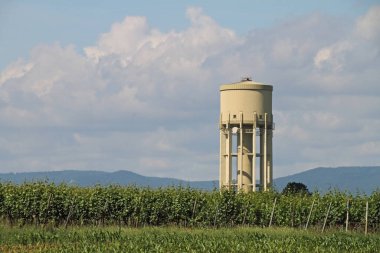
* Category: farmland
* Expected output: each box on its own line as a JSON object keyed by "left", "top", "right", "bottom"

{"left": 1, "top": 182, "right": 379, "bottom": 229}
{"left": 1, "top": 226, "right": 380, "bottom": 252}
{"left": 0, "top": 182, "right": 379, "bottom": 252}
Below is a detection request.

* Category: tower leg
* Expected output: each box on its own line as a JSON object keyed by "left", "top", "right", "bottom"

{"left": 226, "top": 127, "right": 232, "bottom": 189}
{"left": 239, "top": 113, "right": 243, "bottom": 190}
{"left": 263, "top": 113, "right": 268, "bottom": 191}
{"left": 268, "top": 128, "right": 273, "bottom": 187}
{"left": 220, "top": 128, "right": 226, "bottom": 189}
{"left": 260, "top": 127, "right": 264, "bottom": 191}
{"left": 252, "top": 112, "right": 257, "bottom": 192}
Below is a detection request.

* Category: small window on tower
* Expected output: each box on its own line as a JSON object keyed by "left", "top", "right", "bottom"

{"left": 233, "top": 115, "right": 237, "bottom": 119}
{"left": 259, "top": 115, "right": 263, "bottom": 119}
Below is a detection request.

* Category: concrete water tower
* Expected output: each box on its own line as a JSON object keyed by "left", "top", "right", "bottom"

{"left": 219, "top": 77, "right": 274, "bottom": 192}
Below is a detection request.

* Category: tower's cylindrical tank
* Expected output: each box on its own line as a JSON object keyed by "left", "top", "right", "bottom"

{"left": 220, "top": 80, "right": 273, "bottom": 126}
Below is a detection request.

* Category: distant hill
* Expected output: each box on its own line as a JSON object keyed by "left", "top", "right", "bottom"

{"left": 0, "top": 166, "right": 379, "bottom": 194}
{"left": 0, "top": 170, "right": 218, "bottom": 190}
{"left": 273, "top": 166, "right": 380, "bottom": 194}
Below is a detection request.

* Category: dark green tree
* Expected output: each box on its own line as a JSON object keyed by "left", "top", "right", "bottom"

{"left": 282, "top": 182, "right": 310, "bottom": 196}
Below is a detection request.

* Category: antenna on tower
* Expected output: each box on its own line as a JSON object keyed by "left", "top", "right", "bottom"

{"left": 241, "top": 76, "right": 252, "bottom": 82}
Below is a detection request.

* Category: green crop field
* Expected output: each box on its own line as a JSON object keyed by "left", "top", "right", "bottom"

{"left": 1, "top": 226, "right": 380, "bottom": 252}
{"left": 1, "top": 182, "right": 380, "bottom": 252}
{"left": 1, "top": 182, "right": 379, "bottom": 230}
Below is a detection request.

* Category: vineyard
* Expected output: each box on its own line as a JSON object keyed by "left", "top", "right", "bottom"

{"left": 0, "top": 182, "right": 379, "bottom": 231}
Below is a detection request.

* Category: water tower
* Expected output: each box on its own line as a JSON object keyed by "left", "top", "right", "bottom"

{"left": 219, "top": 77, "right": 274, "bottom": 192}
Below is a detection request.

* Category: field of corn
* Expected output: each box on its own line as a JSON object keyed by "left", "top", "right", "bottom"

{"left": 0, "top": 182, "right": 379, "bottom": 230}
{"left": 1, "top": 182, "right": 380, "bottom": 252}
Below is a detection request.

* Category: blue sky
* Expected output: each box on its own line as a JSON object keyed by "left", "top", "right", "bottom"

{"left": 1, "top": 0, "right": 377, "bottom": 69}
{"left": 0, "top": 1, "right": 379, "bottom": 180}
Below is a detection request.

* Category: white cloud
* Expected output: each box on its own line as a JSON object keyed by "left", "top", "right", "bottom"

{"left": 0, "top": 60, "right": 34, "bottom": 87}
{"left": 314, "top": 48, "right": 332, "bottom": 69}
{"left": 0, "top": 6, "right": 379, "bottom": 180}
{"left": 355, "top": 5, "right": 380, "bottom": 42}
{"left": 84, "top": 16, "right": 151, "bottom": 62}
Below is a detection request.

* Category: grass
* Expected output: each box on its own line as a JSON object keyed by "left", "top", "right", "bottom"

{"left": 0, "top": 225, "right": 379, "bottom": 252}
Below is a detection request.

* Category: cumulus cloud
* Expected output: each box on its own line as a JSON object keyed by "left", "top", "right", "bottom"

{"left": 355, "top": 5, "right": 380, "bottom": 42}
{"left": 0, "top": 6, "right": 379, "bottom": 179}
{"left": 0, "top": 60, "right": 34, "bottom": 87}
